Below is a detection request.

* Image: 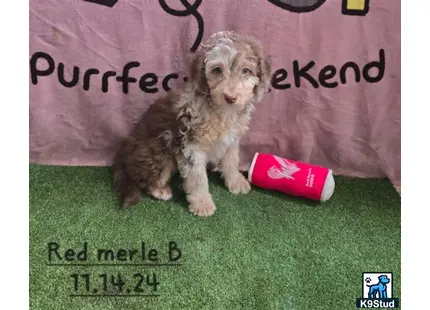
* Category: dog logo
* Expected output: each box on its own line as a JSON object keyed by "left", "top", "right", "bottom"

{"left": 366, "top": 275, "right": 390, "bottom": 299}
{"left": 356, "top": 272, "right": 399, "bottom": 308}
{"left": 267, "top": 155, "right": 300, "bottom": 180}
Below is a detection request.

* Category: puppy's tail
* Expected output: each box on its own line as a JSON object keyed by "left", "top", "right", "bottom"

{"left": 112, "top": 142, "right": 141, "bottom": 209}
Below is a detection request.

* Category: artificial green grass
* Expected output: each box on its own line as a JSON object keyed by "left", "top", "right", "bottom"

{"left": 29, "top": 165, "right": 401, "bottom": 310}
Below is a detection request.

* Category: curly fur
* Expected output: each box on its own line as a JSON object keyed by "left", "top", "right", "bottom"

{"left": 112, "top": 31, "right": 272, "bottom": 216}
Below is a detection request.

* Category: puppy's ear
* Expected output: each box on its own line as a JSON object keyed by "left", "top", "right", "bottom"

{"left": 255, "top": 55, "right": 272, "bottom": 102}
{"left": 188, "top": 51, "right": 209, "bottom": 95}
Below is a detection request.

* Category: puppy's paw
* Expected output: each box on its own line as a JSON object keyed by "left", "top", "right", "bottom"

{"left": 149, "top": 186, "right": 173, "bottom": 201}
{"left": 188, "top": 197, "right": 216, "bottom": 217}
{"left": 226, "top": 173, "right": 251, "bottom": 195}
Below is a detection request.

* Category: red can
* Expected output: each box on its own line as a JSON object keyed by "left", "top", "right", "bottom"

{"left": 248, "top": 153, "right": 335, "bottom": 202}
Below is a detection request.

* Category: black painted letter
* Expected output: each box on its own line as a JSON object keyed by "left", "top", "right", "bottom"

{"left": 117, "top": 62, "right": 140, "bottom": 94}
{"left": 139, "top": 73, "right": 158, "bottom": 93}
{"left": 363, "top": 49, "right": 385, "bottom": 83}
{"left": 83, "top": 68, "right": 100, "bottom": 91}
{"left": 30, "top": 52, "right": 55, "bottom": 85}
{"left": 271, "top": 69, "right": 291, "bottom": 90}
{"left": 293, "top": 60, "right": 319, "bottom": 88}
{"left": 102, "top": 71, "right": 117, "bottom": 93}
{"left": 48, "top": 242, "right": 62, "bottom": 261}
{"left": 162, "top": 73, "right": 179, "bottom": 92}
{"left": 339, "top": 62, "right": 361, "bottom": 84}
{"left": 168, "top": 241, "right": 181, "bottom": 262}
{"left": 318, "top": 65, "right": 338, "bottom": 88}
{"left": 58, "top": 63, "right": 80, "bottom": 88}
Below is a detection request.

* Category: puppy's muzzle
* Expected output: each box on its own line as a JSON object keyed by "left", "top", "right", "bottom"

{"left": 223, "top": 92, "right": 237, "bottom": 104}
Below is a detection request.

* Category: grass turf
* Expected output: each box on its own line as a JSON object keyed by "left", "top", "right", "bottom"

{"left": 29, "top": 165, "right": 401, "bottom": 310}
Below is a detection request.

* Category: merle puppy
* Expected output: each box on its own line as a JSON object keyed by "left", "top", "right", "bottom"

{"left": 112, "top": 31, "right": 272, "bottom": 216}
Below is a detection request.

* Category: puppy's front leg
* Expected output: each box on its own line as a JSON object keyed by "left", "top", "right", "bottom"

{"left": 221, "top": 143, "right": 251, "bottom": 195}
{"left": 178, "top": 151, "right": 216, "bottom": 217}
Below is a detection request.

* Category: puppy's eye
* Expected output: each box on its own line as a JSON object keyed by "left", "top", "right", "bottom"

{"left": 212, "top": 67, "right": 222, "bottom": 75}
{"left": 242, "top": 68, "right": 252, "bottom": 75}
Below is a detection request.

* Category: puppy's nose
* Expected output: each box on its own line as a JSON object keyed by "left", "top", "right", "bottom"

{"left": 223, "top": 93, "right": 237, "bottom": 104}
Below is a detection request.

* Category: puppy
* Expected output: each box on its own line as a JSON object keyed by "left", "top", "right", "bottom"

{"left": 112, "top": 31, "right": 272, "bottom": 216}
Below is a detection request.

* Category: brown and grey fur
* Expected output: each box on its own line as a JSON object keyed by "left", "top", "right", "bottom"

{"left": 112, "top": 31, "right": 272, "bottom": 216}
